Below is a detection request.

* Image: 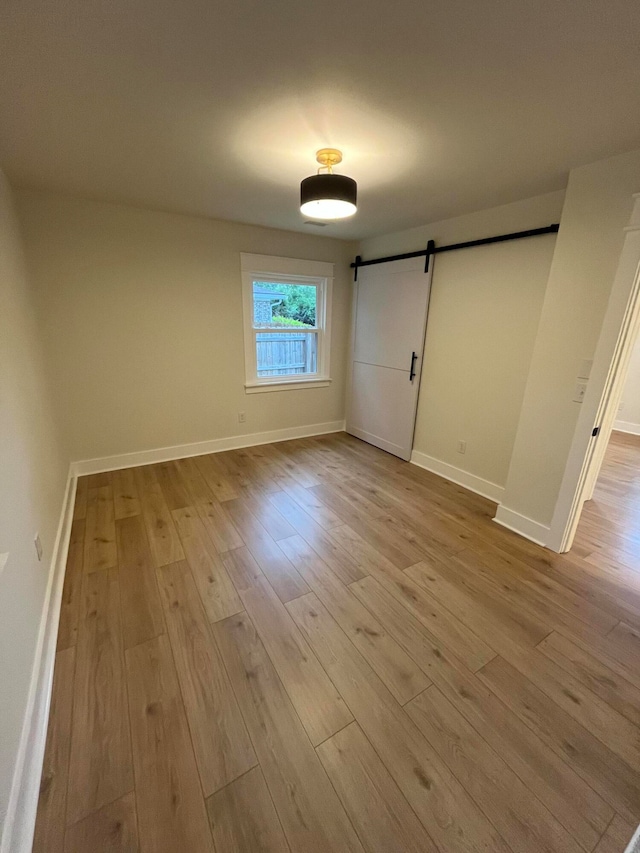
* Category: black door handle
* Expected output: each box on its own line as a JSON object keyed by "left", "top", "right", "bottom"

{"left": 409, "top": 351, "right": 418, "bottom": 381}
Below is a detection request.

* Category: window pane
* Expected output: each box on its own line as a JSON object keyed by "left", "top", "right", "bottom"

{"left": 256, "top": 331, "right": 318, "bottom": 377}
{"left": 253, "top": 281, "right": 317, "bottom": 328}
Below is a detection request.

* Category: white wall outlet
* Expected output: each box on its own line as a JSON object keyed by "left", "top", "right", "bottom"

{"left": 578, "top": 359, "right": 593, "bottom": 380}
{"left": 457, "top": 440, "right": 466, "bottom": 454}
{"left": 34, "top": 534, "right": 43, "bottom": 561}
{"left": 238, "top": 411, "right": 246, "bottom": 424}
{"left": 573, "top": 382, "right": 587, "bottom": 403}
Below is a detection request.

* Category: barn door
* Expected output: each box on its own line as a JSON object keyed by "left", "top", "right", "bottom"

{"left": 346, "top": 257, "right": 433, "bottom": 460}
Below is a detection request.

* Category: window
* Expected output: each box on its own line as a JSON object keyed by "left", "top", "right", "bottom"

{"left": 241, "top": 253, "right": 333, "bottom": 393}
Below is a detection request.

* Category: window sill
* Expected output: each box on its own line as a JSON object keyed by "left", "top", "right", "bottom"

{"left": 245, "top": 377, "right": 332, "bottom": 394}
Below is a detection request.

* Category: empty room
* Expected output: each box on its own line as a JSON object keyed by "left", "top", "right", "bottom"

{"left": 2, "top": 1, "right": 640, "bottom": 851}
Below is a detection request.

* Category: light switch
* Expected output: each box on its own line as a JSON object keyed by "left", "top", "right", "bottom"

{"left": 573, "top": 382, "right": 587, "bottom": 403}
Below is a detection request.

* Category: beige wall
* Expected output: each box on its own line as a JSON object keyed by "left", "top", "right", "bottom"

{"left": 501, "top": 148, "right": 640, "bottom": 529}
{"left": 15, "top": 190, "right": 356, "bottom": 463}
{"left": 359, "top": 191, "right": 564, "bottom": 490}
{"left": 0, "top": 173, "right": 66, "bottom": 840}
{"left": 615, "top": 332, "right": 640, "bottom": 433}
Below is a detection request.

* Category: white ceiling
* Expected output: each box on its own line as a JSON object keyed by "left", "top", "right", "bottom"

{"left": 1, "top": 0, "right": 639, "bottom": 239}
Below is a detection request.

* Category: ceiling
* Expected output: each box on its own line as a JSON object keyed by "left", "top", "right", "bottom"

{"left": 1, "top": 0, "right": 639, "bottom": 240}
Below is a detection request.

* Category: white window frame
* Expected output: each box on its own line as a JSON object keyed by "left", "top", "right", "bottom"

{"left": 240, "top": 253, "right": 333, "bottom": 393}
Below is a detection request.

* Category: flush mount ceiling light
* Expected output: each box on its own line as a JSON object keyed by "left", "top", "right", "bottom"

{"left": 300, "top": 148, "right": 357, "bottom": 220}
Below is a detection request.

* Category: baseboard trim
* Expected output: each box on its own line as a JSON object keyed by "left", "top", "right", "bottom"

{"left": 613, "top": 419, "right": 640, "bottom": 436}
{"left": 1, "top": 469, "right": 76, "bottom": 853}
{"left": 410, "top": 450, "right": 504, "bottom": 503}
{"left": 493, "top": 505, "right": 550, "bottom": 548}
{"left": 71, "top": 420, "right": 346, "bottom": 476}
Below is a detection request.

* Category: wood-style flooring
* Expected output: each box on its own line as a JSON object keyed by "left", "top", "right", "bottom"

{"left": 34, "top": 430, "right": 640, "bottom": 852}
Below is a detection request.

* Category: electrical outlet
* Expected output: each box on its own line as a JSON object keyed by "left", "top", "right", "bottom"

{"left": 34, "top": 534, "right": 43, "bottom": 561}
{"left": 457, "top": 440, "right": 466, "bottom": 454}
{"left": 573, "top": 382, "right": 587, "bottom": 403}
{"left": 238, "top": 411, "right": 246, "bottom": 424}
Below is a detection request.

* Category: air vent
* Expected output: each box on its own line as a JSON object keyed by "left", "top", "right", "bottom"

{"left": 304, "top": 220, "right": 327, "bottom": 227}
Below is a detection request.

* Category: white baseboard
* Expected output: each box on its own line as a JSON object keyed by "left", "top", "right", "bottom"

{"left": 1, "top": 470, "right": 76, "bottom": 853}
{"left": 493, "top": 505, "right": 550, "bottom": 548}
{"left": 614, "top": 419, "right": 640, "bottom": 436}
{"left": 410, "top": 450, "right": 505, "bottom": 503}
{"left": 71, "top": 420, "right": 346, "bottom": 477}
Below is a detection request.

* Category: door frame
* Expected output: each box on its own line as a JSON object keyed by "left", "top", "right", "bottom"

{"left": 547, "top": 192, "right": 640, "bottom": 552}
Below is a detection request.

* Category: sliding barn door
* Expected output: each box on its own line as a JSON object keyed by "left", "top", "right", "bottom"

{"left": 346, "top": 257, "right": 433, "bottom": 460}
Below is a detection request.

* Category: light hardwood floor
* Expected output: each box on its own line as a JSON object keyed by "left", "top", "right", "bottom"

{"left": 33, "top": 430, "right": 640, "bottom": 852}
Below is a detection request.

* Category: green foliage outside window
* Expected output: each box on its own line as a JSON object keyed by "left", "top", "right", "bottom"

{"left": 256, "top": 281, "right": 316, "bottom": 326}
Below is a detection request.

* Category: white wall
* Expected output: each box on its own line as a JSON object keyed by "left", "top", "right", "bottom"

{"left": 615, "top": 332, "right": 640, "bottom": 435}
{"left": 15, "top": 190, "right": 356, "bottom": 464}
{"left": 500, "top": 148, "right": 640, "bottom": 533}
{"left": 0, "top": 173, "right": 67, "bottom": 842}
{"left": 359, "top": 191, "right": 564, "bottom": 493}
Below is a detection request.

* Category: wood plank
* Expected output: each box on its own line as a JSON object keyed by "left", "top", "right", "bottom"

{"left": 195, "top": 498, "right": 244, "bottom": 552}
{"left": 110, "top": 467, "right": 140, "bottom": 519}
{"left": 64, "top": 792, "right": 138, "bottom": 853}
{"left": 287, "top": 592, "right": 512, "bottom": 853}
{"left": 538, "top": 630, "right": 640, "bottom": 728}
{"left": 73, "top": 476, "right": 88, "bottom": 521}
{"left": 607, "top": 621, "right": 640, "bottom": 673}
{"left": 333, "top": 524, "right": 495, "bottom": 671}
{"left": 206, "top": 766, "right": 289, "bottom": 853}
{"left": 173, "top": 455, "right": 217, "bottom": 504}
{"left": 453, "top": 540, "right": 619, "bottom": 636}
{"left": 279, "top": 534, "right": 429, "bottom": 704}
{"left": 222, "top": 498, "right": 309, "bottom": 602}
{"left": 593, "top": 814, "right": 636, "bottom": 853}
{"left": 281, "top": 480, "right": 343, "bottom": 528}
{"left": 213, "top": 611, "right": 364, "bottom": 852}
{"left": 269, "top": 491, "right": 365, "bottom": 584}
{"left": 84, "top": 485, "right": 117, "bottom": 573}
{"left": 406, "top": 559, "right": 550, "bottom": 651}
{"left": 66, "top": 569, "right": 133, "bottom": 825}
{"left": 125, "top": 635, "right": 215, "bottom": 853}
{"left": 156, "top": 560, "right": 256, "bottom": 794}
{"left": 478, "top": 655, "right": 640, "bottom": 822}
{"left": 86, "top": 472, "right": 110, "bottom": 489}
{"left": 223, "top": 546, "right": 352, "bottom": 745}
{"left": 57, "top": 519, "right": 85, "bottom": 650}
{"left": 500, "top": 643, "right": 640, "bottom": 772}
{"left": 407, "top": 686, "right": 583, "bottom": 853}
{"left": 350, "top": 574, "right": 612, "bottom": 850}
{"left": 115, "top": 515, "right": 165, "bottom": 648}
{"left": 194, "top": 453, "right": 240, "bottom": 502}
{"left": 172, "top": 506, "right": 243, "bottom": 622}
{"left": 153, "top": 460, "right": 192, "bottom": 510}
{"left": 134, "top": 465, "right": 185, "bottom": 567}
{"left": 311, "top": 487, "right": 423, "bottom": 568}
{"left": 33, "top": 648, "right": 75, "bottom": 853}
{"left": 265, "top": 441, "right": 324, "bottom": 488}
{"left": 316, "top": 722, "right": 438, "bottom": 853}
{"left": 238, "top": 491, "right": 296, "bottom": 541}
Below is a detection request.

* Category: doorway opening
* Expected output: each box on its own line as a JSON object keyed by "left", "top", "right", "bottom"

{"left": 549, "top": 193, "right": 640, "bottom": 553}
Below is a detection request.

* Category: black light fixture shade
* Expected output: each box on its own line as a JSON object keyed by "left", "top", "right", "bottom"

{"left": 300, "top": 173, "right": 357, "bottom": 220}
